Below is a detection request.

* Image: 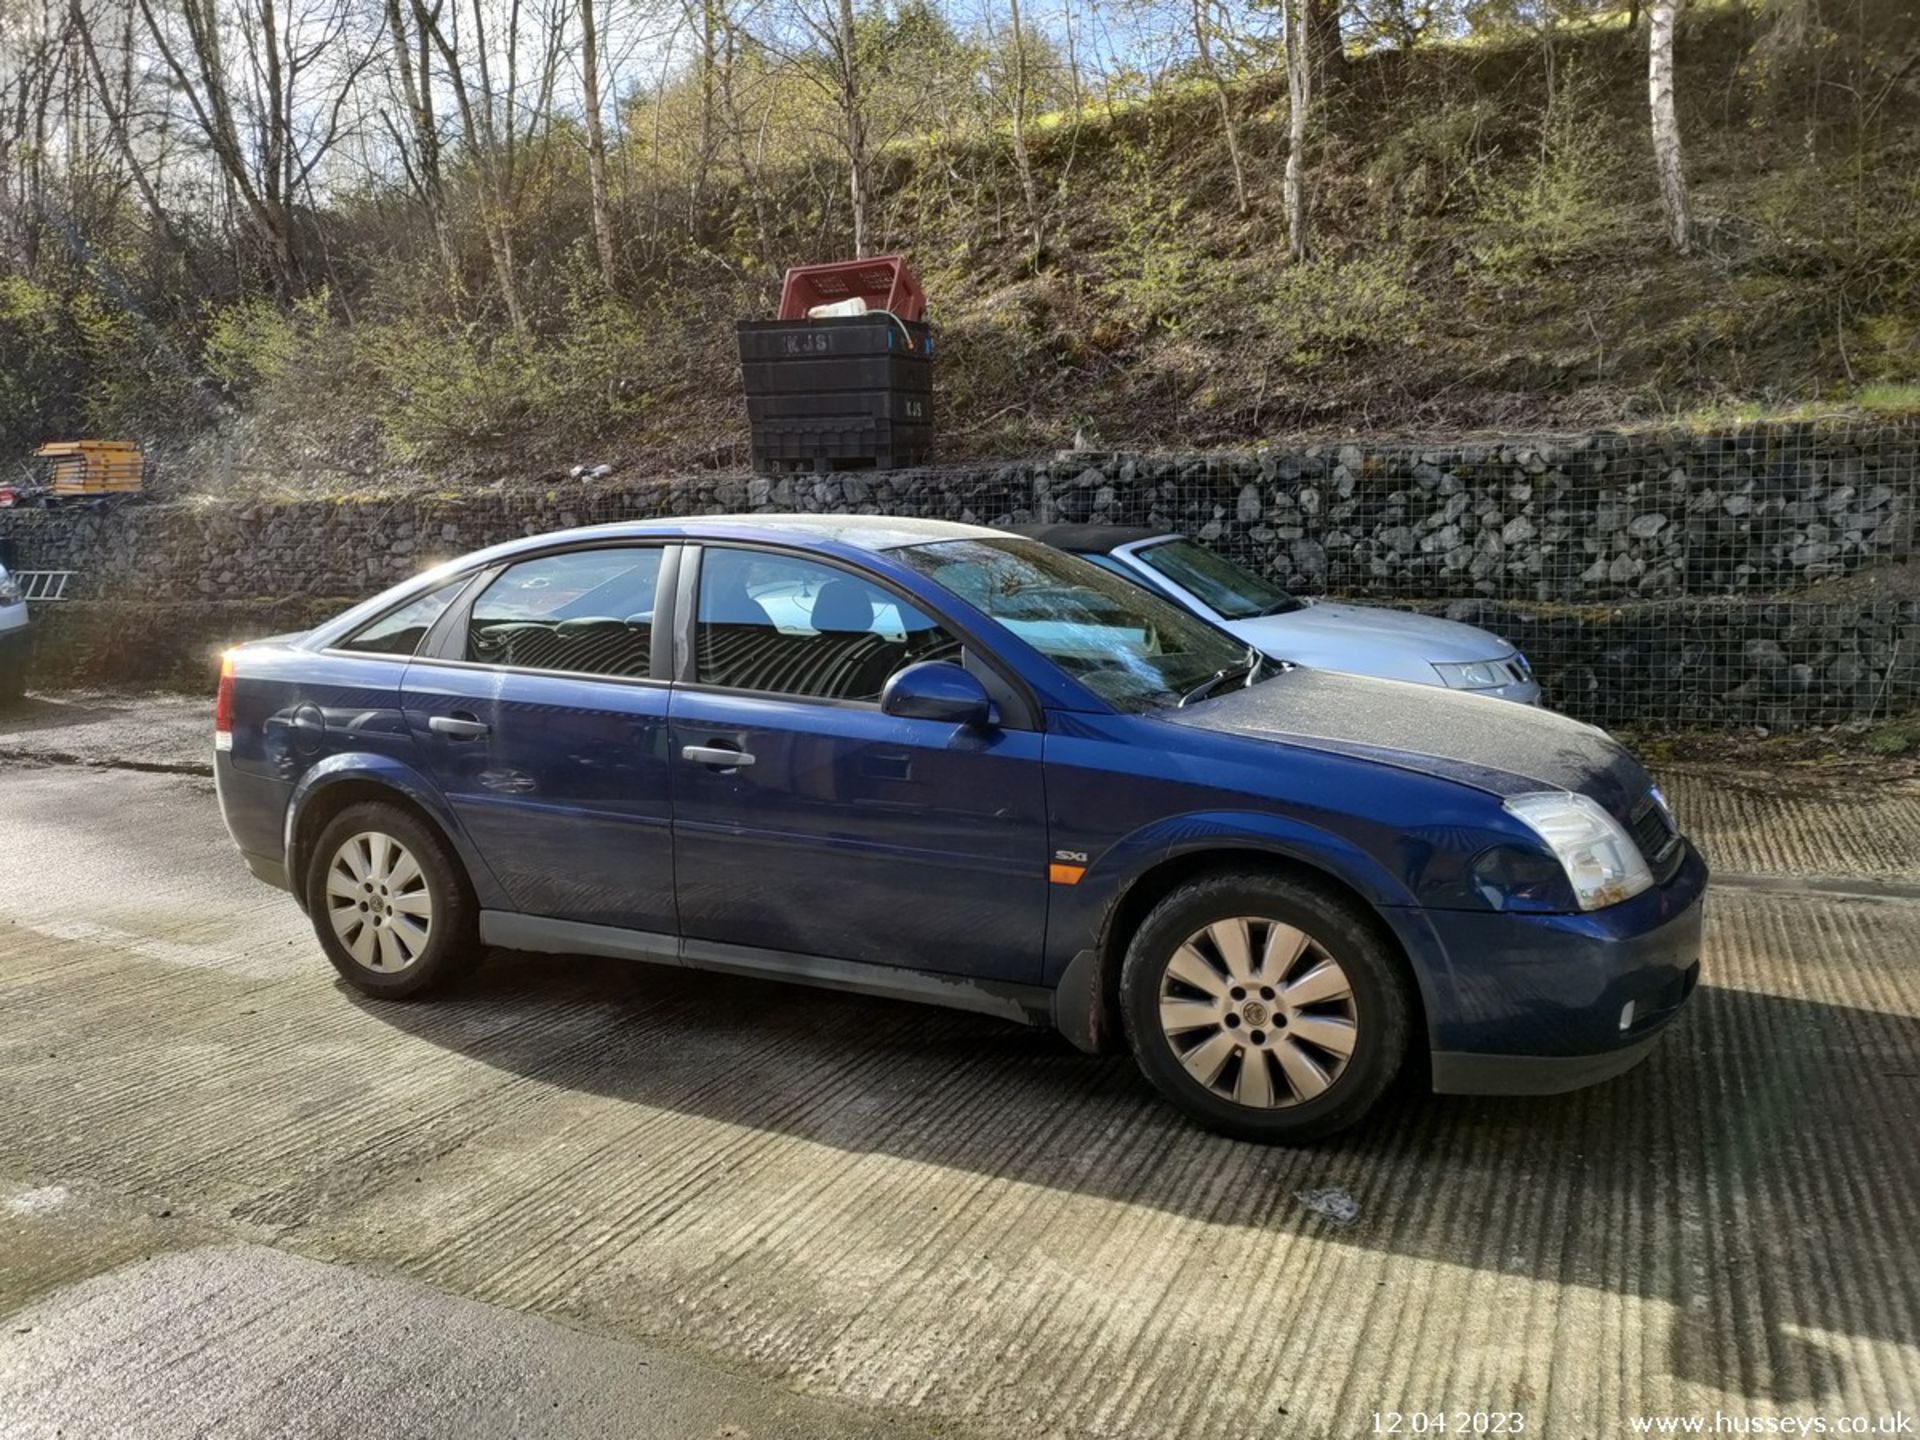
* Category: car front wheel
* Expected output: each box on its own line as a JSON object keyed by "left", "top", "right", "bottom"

{"left": 1120, "top": 871, "right": 1412, "bottom": 1143}
{"left": 305, "top": 801, "right": 479, "bottom": 999}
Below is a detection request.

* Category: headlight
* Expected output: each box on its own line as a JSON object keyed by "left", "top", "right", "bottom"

{"left": 1434, "top": 659, "right": 1507, "bottom": 690}
{"left": 1503, "top": 791, "right": 1653, "bottom": 911}
{"left": 0, "top": 573, "right": 20, "bottom": 607}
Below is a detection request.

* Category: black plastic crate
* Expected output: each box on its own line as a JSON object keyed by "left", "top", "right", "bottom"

{"left": 749, "top": 418, "right": 933, "bottom": 474}
{"left": 746, "top": 386, "right": 932, "bottom": 425}
{"left": 738, "top": 315, "right": 935, "bottom": 473}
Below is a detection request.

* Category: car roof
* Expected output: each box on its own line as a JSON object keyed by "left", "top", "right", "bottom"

{"left": 499, "top": 513, "right": 1009, "bottom": 555}
{"left": 998, "top": 523, "right": 1171, "bottom": 553}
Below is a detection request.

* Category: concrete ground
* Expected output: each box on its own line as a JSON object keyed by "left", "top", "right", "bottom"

{"left": 1, "top": 694, "right": 1917, "bottom": 1438}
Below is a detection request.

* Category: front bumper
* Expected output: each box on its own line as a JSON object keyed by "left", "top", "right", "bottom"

{"left": 1424, "top": 843, "right": 1708, "bottom": 1095}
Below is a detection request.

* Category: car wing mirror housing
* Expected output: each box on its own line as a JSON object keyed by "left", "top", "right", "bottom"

{"left": 881, "top": 661, "right": 994, "bottom": 727}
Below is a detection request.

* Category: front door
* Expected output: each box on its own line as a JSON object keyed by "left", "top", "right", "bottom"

{"left": 668, "top": 545, "right": 1048, "bottom": 984}
{"left": 403, "top": 543, "right": 678, "bottom": 934}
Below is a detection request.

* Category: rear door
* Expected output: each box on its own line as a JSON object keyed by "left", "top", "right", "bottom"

{"left": 402, "top": 543, "right": 679, "bottom": 934}
{"left": 667, "top": 544, "right": 1049, "bottom": 984}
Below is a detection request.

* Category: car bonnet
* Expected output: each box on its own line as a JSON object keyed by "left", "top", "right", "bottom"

{"left": 1162, "top": 666, "right": 1652, "bottom": 815}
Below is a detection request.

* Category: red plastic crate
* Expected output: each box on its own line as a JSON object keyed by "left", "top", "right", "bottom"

{"left": 776, "top": 256, "right": 927, "bottom": 323}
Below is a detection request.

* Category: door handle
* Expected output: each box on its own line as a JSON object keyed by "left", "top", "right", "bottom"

{"left": 430, "top": 714, "right": 491, "bottom": 739}
{"left": 682, "top": 743, "right": 755, "bottom": 769}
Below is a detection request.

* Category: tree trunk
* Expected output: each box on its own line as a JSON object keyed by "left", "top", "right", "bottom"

{"left": 1006, "top": 0, "right": 1044, "bottom": 260}
{"left": 1308, "top": 0, "right": 1342, "bottom": 84}
{"left": 1648, "top": 0, "right": 1692, "bottom": 253}
{"left": 579, "top": 0, "right": 616, "bottom": 286}
{"left": 1192, "top": 0, "right": 1247, "bottom": 215}
{"left": 1283, "top": 0, "right": 1312, "bottom": 262}
{"left": 837, "top": 0, "right": 867, "bottom": 255}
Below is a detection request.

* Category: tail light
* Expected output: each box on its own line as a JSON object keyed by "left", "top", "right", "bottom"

{"left": 214, "top": 653, "right": 235, "bottom": 752}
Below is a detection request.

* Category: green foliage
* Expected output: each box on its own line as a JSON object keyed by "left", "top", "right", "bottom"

{"left": 204, "top": 292, "right": 335, "bottom": 393}
{"left": 1253, "top": 250, "right": 1431, "bottom": 366}
{"left": 1463, "top": 67, "right": 1635, "bottom": 278}
{"left": 1366, "top": 98, "right": 1501, "bottom": 215}
{"left": 1864, "top": 715, "right": 1920, "bottom": 756}
{"left": 363, "top": 324, "right": 552, "bottom": 461}
{"left": 1091, "top": 134, "right": 1235, "bottom": 340}
{"left": 0, "top": 272, "right": 196, "bottom": 451}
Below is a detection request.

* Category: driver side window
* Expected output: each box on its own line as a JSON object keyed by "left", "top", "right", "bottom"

{"left": 695, "top": 548, "right": 959, "bottom": 702}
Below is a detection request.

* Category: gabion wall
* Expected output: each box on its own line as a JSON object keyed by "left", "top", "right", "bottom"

{"left": 3, "top": 420, "right": 1913, "bottom": 729}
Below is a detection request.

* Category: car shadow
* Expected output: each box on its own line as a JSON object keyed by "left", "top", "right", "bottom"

{"left": 346, "top": 951, "right": 1920, "bottom": 1402}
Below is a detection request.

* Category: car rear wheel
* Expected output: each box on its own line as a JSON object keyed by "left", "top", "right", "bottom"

{"left": 305, "top": 801, "right": 478, "bottom": 999}
{"left": 1120, "top": 871, "right": 1412, "bottom": 1143}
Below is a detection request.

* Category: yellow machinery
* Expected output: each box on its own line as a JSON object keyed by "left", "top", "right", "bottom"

{"left": 25, "top": 441, "right": 145, "bottom": 506}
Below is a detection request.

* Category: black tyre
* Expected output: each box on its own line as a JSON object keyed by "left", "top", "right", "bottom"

{"left": 305, "top": 801, "right": 479, "bottom": 999}
{"left": 1120, "top": 870, "right": 1413, "bottom": 1143}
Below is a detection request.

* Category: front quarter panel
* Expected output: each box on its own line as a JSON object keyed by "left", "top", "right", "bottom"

{"left": 1038, "top": 711, "right": 1537, "bottom": 1026}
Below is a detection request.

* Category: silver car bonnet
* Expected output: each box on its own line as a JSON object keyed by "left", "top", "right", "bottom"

{"left": 1162, "top": 666, "right": 1652, "bottom": 816}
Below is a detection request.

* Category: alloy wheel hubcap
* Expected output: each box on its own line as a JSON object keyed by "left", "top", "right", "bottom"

{"left": 1157, "top": 917, "right": 1359, "bottom": 1109}
{"left": 325, "top": 831, "right": 434, "bottom": 973}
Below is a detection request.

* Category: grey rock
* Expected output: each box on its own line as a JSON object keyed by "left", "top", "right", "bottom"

{"left": 1628, "top": 512, "right": 1668, "bottom": 539}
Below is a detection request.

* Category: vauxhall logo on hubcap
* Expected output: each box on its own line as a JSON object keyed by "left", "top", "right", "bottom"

{"left": 1242, "top": 1000, "right": 1270, "bottom": 1027}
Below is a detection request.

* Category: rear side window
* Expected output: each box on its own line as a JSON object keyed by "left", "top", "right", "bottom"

{"left": 466, "top": 547, "right": 664, "bottom": 678}
{"left": 695, "top": 548, "right": 961, "bottom": 702}
{"left": 338, "top": 580, "right": 466, "bottom": 656}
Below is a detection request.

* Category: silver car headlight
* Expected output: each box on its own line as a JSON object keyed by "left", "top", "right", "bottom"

{"left": 1434, "top": 659, "right": 1509, "bottom": 690}
{"left": 1503, "top": 791, "right": 1653, "bottom": 911}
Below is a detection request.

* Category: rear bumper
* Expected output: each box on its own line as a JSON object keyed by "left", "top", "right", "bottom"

{"left": 214, "top": 752, "right": 294, "bottom": 890}
{"left": 1424, "top": 844, "right": 1708, "bottom": 1095}
{"left": 240, "top": 849, "right": 292, "bottom": 892}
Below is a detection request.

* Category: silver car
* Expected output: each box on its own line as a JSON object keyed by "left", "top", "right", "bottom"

{"left": 0, "top": 557, "right": 30, "bottom": 701}
{"left": 1009, "top": 525, "right": 1540, "bottom": 704}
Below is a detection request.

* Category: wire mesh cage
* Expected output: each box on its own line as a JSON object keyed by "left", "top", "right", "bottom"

{"left": 0, "top": 418, "right": 1911, "bottom": 737}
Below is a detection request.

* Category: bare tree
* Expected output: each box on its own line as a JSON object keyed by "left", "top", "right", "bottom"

{"left": 132, "top": 0, "right": 375, "bottom": 296}
{"left": 831, "top": 0, "right": 868, "bottom": 254}
{"left": 578, "top": 0, "right": 615, "bottom": 284}
{"left": 416, "top": 0, "right": 569, "bottom": 333}
{"left": 1001, "top": 0, "right": 1044, "bottom": 259}
{"left": 1648, "top": 0, "right": 1691, "bottom": 252}
{"left": 1188, "top": 0, "right": 1247, "bottom": 215}
{"left": 380, "top": 0, "right": 456, "bottom": 278}
{"left": 0, "top": 0, "right": 73, "bottom": 268}
{"left": 68, "top": 0, "right": 185, "bottom": 252}
{"left": 1282, "top": 0, "right": 1312, "bottom": 260}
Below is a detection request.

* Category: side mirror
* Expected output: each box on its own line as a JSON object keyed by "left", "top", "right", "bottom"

{"left": 881, "top": 661, "right": 993, "bottom": 727}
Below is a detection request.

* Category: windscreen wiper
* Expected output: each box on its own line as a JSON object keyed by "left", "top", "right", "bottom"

{"left": 1178, "top": 650, "right": 1262, "bottom": 707}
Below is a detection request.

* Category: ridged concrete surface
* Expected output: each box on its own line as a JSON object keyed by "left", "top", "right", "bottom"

{"left": 0, "top": 1238, "right": 949, "bottom": 1440}
{"left": 1, "top": 763, "right": 1916, "bottom": 1437}
{"left": 1660, "top": 765, "right": 1920, "bottom": 882}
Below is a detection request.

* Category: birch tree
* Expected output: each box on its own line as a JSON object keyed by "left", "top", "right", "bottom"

{"left": 1647, "top": 0, "right": 1691, "bottom": 252}
{"left": 578, "top": 0, "right": 615, "bottom": 284}
{"left": 1282, "top": 0, "right": 1311, "bottom": 260}
{"left": 999, "top": 0, "right": 1044, "bottom": 260}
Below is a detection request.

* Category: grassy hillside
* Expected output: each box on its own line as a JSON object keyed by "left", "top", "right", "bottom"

{"left": 7, "top": 0, "right": 1918, "bottom": 493}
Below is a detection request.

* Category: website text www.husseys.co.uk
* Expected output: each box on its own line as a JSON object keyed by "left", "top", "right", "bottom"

{"left": 1630, "top": 1414, "right": 1914, "bottom": 1436}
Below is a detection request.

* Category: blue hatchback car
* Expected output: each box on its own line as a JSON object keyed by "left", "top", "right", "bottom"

{"left": 214, "top": 516, "right": 1706, "bottom": 1141}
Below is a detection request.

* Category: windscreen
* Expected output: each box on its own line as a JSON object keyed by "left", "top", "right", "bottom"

{"left": 897, "top": 536, "right": 1255, "bottom": 712}
{"left": 1134, "top": 538, "right": 1302, "bottom": 619}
